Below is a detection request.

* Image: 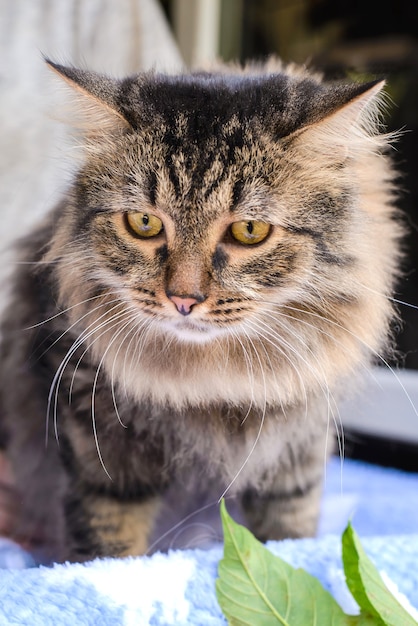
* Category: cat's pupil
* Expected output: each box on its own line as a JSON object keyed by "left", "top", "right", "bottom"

{"left": 247, "top": 221, "right": 254, "bottom": 234}
{"left": 142, "top": 214, "right": 150, "bottom": 226}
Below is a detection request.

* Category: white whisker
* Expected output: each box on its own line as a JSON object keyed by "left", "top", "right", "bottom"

{"left": 218, "top": 327, "right": 267, "bottom": 501}
{"left": 250, "top": 310, "right": 345, "bottom": 461}
{"left": 146, "top": 496, "right": 237, "bottom": 555}
{"left": 46, "top": 302, "right": 128, "bottom": 446}
{"left": 244, "top": 316, "right": 309, "bottom": 416}
{"left": 89, "top": 305, "right": 149, "bottom": 433}
{"left": 356, "top": 281, "right": 418, "bottom": 311}
{"left": 167, "top": 521, "right": 219, "bottom": 551}
{"left": 108, "top": 311, "right": 150, "bottom": 428}
{"left": 281, "top": 301, "right": 418, "bottom": 420}
{"left": 24, "top": 294, "right": 111, "bottom": 330}
{"left": 228, "top": 328, "right": 255, "bottom": 423}
{"left": 121, "top": 315, "right": 155, "bottom": 391}
{"left": 34, "top": 296, "right": 122, "bottom": 362}
{"left": 67, "top": 307, "right": 138, "bottom": 406}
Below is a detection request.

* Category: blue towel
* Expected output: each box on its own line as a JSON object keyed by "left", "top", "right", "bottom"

{"left": 0, "top": 457, "right": 417, "bottom": 625}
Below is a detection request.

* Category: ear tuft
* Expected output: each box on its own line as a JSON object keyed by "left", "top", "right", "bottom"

{"left": 335, "top": 79, "right": 386, "bottom": 129}
{"left": 45, "top": 58, "right": 131, "bottom": 135}
{"left": 292, "top": 79, "right": 391, "bottom": 160}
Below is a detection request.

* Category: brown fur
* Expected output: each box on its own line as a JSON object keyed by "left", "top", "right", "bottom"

{"left": 0, "top": 59, "right": 401, "bottom": 562}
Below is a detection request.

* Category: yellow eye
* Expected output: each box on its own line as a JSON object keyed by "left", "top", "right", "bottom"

{"left": 230, "top": 220, "right": 271, "bottom": 245}
{"left": 125, "top": 212, "right": 163, "bottom": 238}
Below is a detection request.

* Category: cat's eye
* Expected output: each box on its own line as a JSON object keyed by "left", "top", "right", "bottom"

{"left": 125, "top": 212, "right": 163, "bottom": 238}
{"left": 230, "top": 220, "right": 271, "bottom": 245}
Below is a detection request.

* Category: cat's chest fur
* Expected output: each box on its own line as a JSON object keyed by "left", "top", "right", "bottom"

{"left": 62, "top": 354, "right": 327, "bottom": 495}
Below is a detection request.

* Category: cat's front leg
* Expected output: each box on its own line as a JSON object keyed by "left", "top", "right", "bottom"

{"left": 240, "top": 433, "right": 328, "bottom": 541}
{"left": 61, "top": 404, "right": 168, "bottom": 560}
{"left": 240, "top": 475, "right": 323, "bottom": 541}
{"left": 65, "top": 488, "right": 161, "bottom": 560}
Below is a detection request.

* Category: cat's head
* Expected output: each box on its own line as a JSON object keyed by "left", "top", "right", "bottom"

{"left": 45, "top": 60, "right": 398, "bottom": 362}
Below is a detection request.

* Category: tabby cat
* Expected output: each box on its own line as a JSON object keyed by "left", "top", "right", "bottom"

{"left": 0, "top": 59, "right": 401, "bottom": 563}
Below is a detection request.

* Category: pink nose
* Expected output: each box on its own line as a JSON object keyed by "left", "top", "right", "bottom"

{"left": 168, "top": 295, "right": 200, "bottom": 316}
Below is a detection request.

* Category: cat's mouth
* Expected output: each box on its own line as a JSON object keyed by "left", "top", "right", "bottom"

{"left": 160, "top": 315, "right": 225, "bottom": 343}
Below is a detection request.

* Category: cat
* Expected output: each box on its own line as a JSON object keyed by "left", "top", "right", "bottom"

{"left": 0, "top": 58, "right": 401, "bottom": 563}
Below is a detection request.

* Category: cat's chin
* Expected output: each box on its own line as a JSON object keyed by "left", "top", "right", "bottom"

{"left": 160, "top": 318, "right": 227, "bottom": 344}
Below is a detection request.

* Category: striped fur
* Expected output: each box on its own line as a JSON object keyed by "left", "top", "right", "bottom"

{"left": 0, "top": 60, "right": 401, "bottom": 561}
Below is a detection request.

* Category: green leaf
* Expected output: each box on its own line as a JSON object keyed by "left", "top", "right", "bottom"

{"left": 342, "top": 522, "right": 418, "bottom": 626}
{"left": 216, "top": 500, "right": 364, "bottom": 626}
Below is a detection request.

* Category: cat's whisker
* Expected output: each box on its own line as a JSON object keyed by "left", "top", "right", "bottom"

{"left": 65, "top": 314, "right": 133, "bottom": 474}
{"left": 356, "top": 280, "right": 418, "bottom": 311}
{"left": 240, "top": 324, "right": 286, "bottom": 424}
{"left": 218, "top": 327, "right": 268, "bottom": 501}
{"left": 146, "top": 495, "right": 238, "bottom": 555}
{"left": 251, "top": 310, "right": 345, "bottom": 458}
{"left": 257, "top": 306, "right": 360, "bottom": 444}
{"left": 248, "top": 310, "right": 345, "bottom": 489}
{"left": 68, "top": 305, "right": 138, "bottom": 404}
{"left": 244, "top": 316, "right": 309, "bottom": 413}
{"left": 108, "top": 312, "right": 155, "bottom": 426}
{"left": 60, "top": 308, "right": 140, "bottom": 457}
{"left": 32, "top": 296, "right": 123, "bottom": 361}
{"left": 120, "top": 316, "right": 157, "bottom": 399}
{"left": 137, "top": 314, "right": 169, "bottom": 360}
{"left": 228, "top": 328, "right": 256, "bottom": 422}
{"left": 9, "top": 237, "right": 91, "bottom": 268}
{"left": 263, "top": 300, "right": 418, "bottom": 425}
{"left": 289, "top": 302, "right": 417, "bottom": 410}
{"left": 107, "top": 311, "right": 148, "bottom": 428}
{"left": 47, "top": 302, "right": 131, "bottom": 445}
{"left": 242, "top": 320, "right": 280, "bottom": 382}
{"left": 167, "top": 521, "right": 219, "bottom": 551}
{"left": 222, "top": 334, "right": 232, "bottom": 377}
{"left": 245, "top": 315, "right": 342, "bottom": 469}
{"left": 90, "top": 310, "right": 144, "bottom": 480}
{"left": 12, "top": 260, "right": 63, "bottom": 265}
{"left": 24, "top": 293, "right": 112, "bottom": 331}
{"left": 61, "top": 304, "right": 141, "bottom": 467}
{"left": 159, "top": 324, "right": 181, "bottom": 355}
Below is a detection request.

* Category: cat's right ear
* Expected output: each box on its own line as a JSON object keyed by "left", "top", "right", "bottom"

{"left": 45, "top": 59, "right": 131, "bottom": 136}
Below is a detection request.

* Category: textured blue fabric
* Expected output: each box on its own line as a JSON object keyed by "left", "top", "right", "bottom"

{"left": 319, "top": 456, "right": 418, "bottom": 536}
{"left": 0, "top": 457, "right": 417, "bottom": 625}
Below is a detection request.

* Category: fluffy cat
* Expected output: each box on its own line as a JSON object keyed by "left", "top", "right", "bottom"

{"left": 0, "top": 59, "right": 401, "bottom": 562}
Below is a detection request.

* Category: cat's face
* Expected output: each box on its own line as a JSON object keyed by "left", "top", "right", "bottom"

{"left": 45, "top": 59, "right": 398, "bottom": 403}
{"left": 84, "top": 120, "right": 315, "bottom": 343}
{"left": 51, "top": 67, "right": 382, "bottom": 345}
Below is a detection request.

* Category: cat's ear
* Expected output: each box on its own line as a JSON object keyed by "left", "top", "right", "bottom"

{"left": 290, "top": 80, "right": 388, "bottom": 157}
{"left": 322, "top": 79, "right": 385, "bottom": 129}
{"left": 46, "top": 59, "right": 131, "bottom": 135}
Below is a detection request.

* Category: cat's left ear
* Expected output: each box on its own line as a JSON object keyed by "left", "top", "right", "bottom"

{"left": 291, "top": 80, "right": 388, "bottom": 156}
{"left": 46, "top": 59, "right": 131, "bottom": 135}
{"left": 324, "top": 79, "right": 385, "bottom": 128}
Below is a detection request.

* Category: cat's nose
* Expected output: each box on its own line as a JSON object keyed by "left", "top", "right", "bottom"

{"left": 168, "top": 294, "right": 203, "bottom": 316}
